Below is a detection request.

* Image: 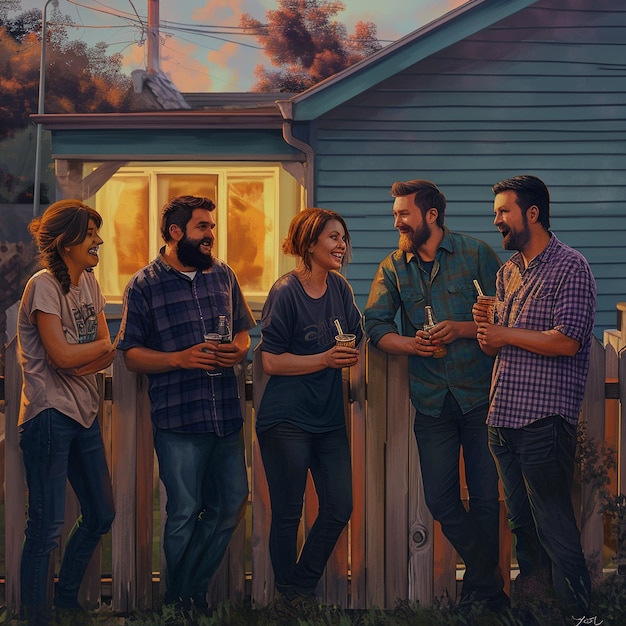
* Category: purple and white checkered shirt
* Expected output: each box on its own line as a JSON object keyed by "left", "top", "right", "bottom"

{"left": 487, "top": 234, "right": 596, "bottom": 429}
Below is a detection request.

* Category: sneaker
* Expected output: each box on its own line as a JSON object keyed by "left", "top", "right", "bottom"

{"left": 264, "top": 590, "right": 318, "bottom": 623}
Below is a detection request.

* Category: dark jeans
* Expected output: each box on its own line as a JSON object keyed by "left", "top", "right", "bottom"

{"left": 413, "top": 393, "right": 504, "bottom": 602}
{"left": 153, "top": 427, "right": 248, "bottom": 606}
{"left": 19, "top": 409, "right": 115, "bottom": 618}
{"left": 257, "top": 423, "right": 353, "bottom": 595}
{"left": 488, "top": 415, "right": 591, "bottom": 615}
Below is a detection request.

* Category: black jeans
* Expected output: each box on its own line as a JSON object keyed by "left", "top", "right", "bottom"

{"left": 414, "top": 393, "right": 504, "bottom": 602}
{"left": 258, "top": 423, "right": 353, "bottom": 595}
{"left": 489, "top": 415, "right": 591, "bottom": 616}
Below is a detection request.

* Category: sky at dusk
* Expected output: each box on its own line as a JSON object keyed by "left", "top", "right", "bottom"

{"left": 17, "top": 0, "right": 468, "bottom": 92}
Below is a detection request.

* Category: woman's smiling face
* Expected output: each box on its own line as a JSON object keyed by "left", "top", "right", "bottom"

{"left": 63, "top": 218, "right": 103, "bottom": 272}
{"left": 308, "top": 219, "right": 347, "bottom": 272}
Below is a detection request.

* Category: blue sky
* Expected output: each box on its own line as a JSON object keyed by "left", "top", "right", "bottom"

{"left": 18, "top": 0, "right": 467, "bottom": 92}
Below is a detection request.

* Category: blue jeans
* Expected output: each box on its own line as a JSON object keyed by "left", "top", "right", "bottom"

{"left": 488, "top": 415, "right": 591, "bottom": 615}
{"left": 19, "top": 409, "right": 115, "bottom": 617}
{"left": 153, "top": 427, "right": 248, "bottom": 606}
{"left": 413, "top": 393, "right": 504, "bottom": 603}
{"left": 257, "top": 423, "right": 353, "bottom": 595}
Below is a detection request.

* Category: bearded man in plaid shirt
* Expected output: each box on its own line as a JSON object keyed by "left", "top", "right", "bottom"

{"left": 473, "top": 175, "right": 596, "bottom": 619}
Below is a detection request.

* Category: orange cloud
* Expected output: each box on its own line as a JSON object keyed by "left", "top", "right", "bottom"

{"left": 192, "top": 0, "right": 246, "bottom": 23}
{"left": 124, "top": 44, "right": 146, "bottom": 69}
{"left": 444, "top": 0, "right": 469, "bottom": 11}
{"left": 206, "top": 41, "right": 249, "bottom": 92}
{"left": 160, "top": 38, "right": 215, "bottom": 92}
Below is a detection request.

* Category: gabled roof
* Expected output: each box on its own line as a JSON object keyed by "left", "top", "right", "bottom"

{"left": 34, "top": 0, "right": 539, "bottom": 133}
{"left": 276, "top": 0, "right": 538, "bottom": 121}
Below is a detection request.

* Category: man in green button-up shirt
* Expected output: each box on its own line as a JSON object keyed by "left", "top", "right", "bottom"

{"left": 364, "top": 179, "right": 506, "bottom": 614}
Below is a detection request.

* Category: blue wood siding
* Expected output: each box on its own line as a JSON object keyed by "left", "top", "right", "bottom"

{"left": 312, "top": 0, "right": 626, "bottom": 336}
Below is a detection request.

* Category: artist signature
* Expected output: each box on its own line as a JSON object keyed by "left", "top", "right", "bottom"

{"left": 572, "top": 617, "right": 603, "bottom": 626}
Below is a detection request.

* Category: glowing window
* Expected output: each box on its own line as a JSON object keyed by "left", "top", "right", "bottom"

{"left": 91, "top": 163, "right": 301, "bottom": 308}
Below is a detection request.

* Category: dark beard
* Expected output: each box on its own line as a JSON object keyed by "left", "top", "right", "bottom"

{"left": 399, "top": 221, "right": 430, "bottom": 254}
{"left": 502, "top": 213, "right": 531, "bottom": 251}
{"left": 177, "top": 234, "right": 213, "bottom": 270}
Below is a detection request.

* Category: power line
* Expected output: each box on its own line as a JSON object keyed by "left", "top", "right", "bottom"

{"left": 65, "top": 0, "right": 139, "bottom": 22}
{"left": 126, "top": 0, "right": 145, "bottom": 31}
{"left": 159, "top": 39, "right": 234, "bottom": 88}
{"left": 61, "top": 0, "right": 391, "bottom": 43}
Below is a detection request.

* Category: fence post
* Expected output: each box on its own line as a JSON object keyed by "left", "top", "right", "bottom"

{"left": 349, "top": 339, "right": 367, "bottom": 608}
{"left": 110, "top": 351, "right": 139, "bottom": 611}
{"left": 578, "top": 337, "right": 606, "bottom": 579}
{"left": 617, "top": 346, "right": 626, "bottom": 494}
{"left": 617, "top": 303, "right": 626, "bottom": 346}
{"left": 384, "top": 352, "right": 411, "bottom": 604}
{"left": 365, "top": 343, "right": 388, "bottom": 608}
{"left": 251, "top": 346, "right": 273, "bottom": 607}
{"left": 4, "top": 338, "right": 24, "bottom": 612}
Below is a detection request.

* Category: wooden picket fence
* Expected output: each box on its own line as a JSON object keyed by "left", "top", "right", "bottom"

{"left": 2, "top": 305, "right": 625, "bottom": 614}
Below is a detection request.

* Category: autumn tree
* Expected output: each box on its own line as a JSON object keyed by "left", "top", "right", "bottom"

{"left": 0, "top": 1, "right": 133, "bottom": 202}
{"left": 240, "top": 0, "right": 382, "bottom": 92}
{"left": 0, "top": 1, "right": 132, "bottom": 141}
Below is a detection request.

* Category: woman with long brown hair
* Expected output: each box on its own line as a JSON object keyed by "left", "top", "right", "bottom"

{"left": 17, "top": 200, "right": 116, "bottom": 624}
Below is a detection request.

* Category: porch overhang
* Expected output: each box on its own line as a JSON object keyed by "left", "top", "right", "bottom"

{"left": 30, "top": 111, "right": 304, "bottom": 161}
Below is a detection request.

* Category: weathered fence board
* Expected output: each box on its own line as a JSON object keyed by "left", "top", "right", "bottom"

{"left": 111, "top": 353, "right": 140, "bottom": 611}
{"left": 617, "top": 303, "right": 626, "bottom": 497}
{"left": 4, "top": 338, "right": 23, "bottom": 611}
{"left": 364, "top": 343, "right": 389, "bottom": 608}
{"left": 348, "top": 339, "right": 367, "bottom": 609}
{"left": 578, "top": 338, "right": 606, "bottom": 578}
{"left": 384, "top": 352, "right": 411, "bottom": 604}
{"left": 251, "top": 346, "right": 273, "bottom": 608}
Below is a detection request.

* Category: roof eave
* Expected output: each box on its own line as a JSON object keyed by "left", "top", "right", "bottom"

{"left": 30, "top": 110, "right": 285, "bottom": 131}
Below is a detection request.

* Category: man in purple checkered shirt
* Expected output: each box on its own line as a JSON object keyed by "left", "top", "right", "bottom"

{"left": 473, "top": 175, "right": 596, "bottom": 618}
{"left": 118, "top": 196, "right": 255, "bottom": 611}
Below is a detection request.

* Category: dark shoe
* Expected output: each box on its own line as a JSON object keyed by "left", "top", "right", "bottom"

{"left": 483, "top": 590, "right": 511, "bottom": 613}
{"left": 457, "top": 590, "right": 511, "bottom": 625}
{"left": 286, "top": 590, "right": 318, "bottom": 617}
{"left": 264, "top": 590, "right": 318, "bottom": 623}
{"left": 52, "top": 607, "right": 95, "bottom": 626}
{"left": 22, "top": 606, "right": 53, "bottom": 626}
{"left": 190, "top": 593, "right": 209, "bottom": 610}
{"left": 264, "top": 593, "right": 299, "bottom": 623}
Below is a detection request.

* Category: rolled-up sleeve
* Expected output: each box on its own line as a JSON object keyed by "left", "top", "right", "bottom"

{"left": 364, "top": 259, "right": 401, "bottom": 346}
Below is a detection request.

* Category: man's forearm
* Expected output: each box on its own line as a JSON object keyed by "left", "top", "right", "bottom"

{"left": 124, "top": 346, "right": 182, "bottom": 373}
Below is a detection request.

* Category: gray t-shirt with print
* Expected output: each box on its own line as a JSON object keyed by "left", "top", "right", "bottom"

{"left": 17, "top": 269, "right": 105, "bottom": 428}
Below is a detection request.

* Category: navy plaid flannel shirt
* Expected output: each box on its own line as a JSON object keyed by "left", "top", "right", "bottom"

{"left": 118, "top": 252, "right": 256, "bottom": 435}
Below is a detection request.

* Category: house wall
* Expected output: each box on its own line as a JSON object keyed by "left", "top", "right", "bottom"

{"left": 312, "top": 0, "right": 626, "bottom": 336}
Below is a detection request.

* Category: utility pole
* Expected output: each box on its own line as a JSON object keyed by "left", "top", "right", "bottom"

{"left": 33, "top": 0, "right": 59, "bottom": 217}
{"left": 147, "top": 0, "right": 160, "bottom": 73}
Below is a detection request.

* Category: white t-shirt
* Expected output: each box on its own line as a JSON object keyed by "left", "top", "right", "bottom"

{"left": 17, "top": 269, "right": 105, "bottom": 427}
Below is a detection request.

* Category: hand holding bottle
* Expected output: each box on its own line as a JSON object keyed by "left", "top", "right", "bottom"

{"left": 205, "top": 315, "right": 232, "bottom": 377}
{"left": 422, "top": 305, "right": 447, "bottom": 358}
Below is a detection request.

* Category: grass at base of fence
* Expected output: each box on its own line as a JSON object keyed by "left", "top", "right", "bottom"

{"left": 2, "top": 573, "right": 626, "bottom": 626}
